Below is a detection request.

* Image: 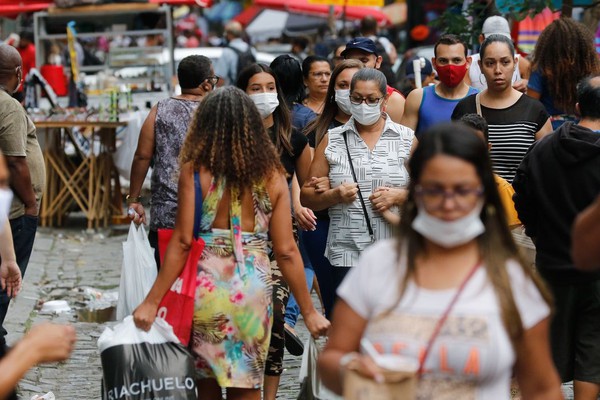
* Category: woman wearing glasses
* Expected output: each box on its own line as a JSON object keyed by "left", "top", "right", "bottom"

{"left": 318, "top": 123, "right": 562, "bottom": 399}
{"left": 301, "top": 68, "right": 415, "bottom": 291}
{"left": 302, "top": 55, "right": 332, "bottom": 114}
{"left": 128, "top": 55, "right": 218, "bottom": 267}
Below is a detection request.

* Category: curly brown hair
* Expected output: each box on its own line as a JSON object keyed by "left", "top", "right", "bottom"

{"left": 180, "top": 86, "right": 284, "bottom": 190}
{"left": 531, "top": 17, "right": 600, "bottom": 114}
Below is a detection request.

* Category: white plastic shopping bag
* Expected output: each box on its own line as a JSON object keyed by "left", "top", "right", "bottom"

{"left": 116, "top": 223, "right": 157, "bottom": 320}
{"left": 98, "top": 316, "right": 196, "bottom": 400}
{"left": 298, "top": 337, "right": 343, "bottom": 400}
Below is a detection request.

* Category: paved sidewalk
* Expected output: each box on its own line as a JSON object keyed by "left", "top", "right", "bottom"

{"left": 5, "top": 223, "right": 310, "bottom": 399}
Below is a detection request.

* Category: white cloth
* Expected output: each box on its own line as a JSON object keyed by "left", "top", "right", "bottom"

{"left": 337, "top": 239, "right": 550, "bottom": 399}
{"left": 324, "top": 116, "right": 413, "bottom": 267}
{"left": 468, "top": 53, "right": 522, "bottom": 91}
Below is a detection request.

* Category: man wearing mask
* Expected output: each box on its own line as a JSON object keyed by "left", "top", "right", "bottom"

{"left": 342, "top": 37, "right": 406, "bottom": 123}
{"left": 0, "top": 44, "right": 45, "bottom": 336}
{"left": 401, "top": 34, "right": 477, "bottom": 139}
{"left": 128, "top": 55, "right": 216, "bottom": 267}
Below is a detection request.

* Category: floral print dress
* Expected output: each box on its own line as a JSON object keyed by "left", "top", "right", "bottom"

{"left": 191, "top": 178, "right": 273, "bottom": 389}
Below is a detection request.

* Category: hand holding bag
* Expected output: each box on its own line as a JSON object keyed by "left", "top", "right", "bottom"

{"left": 116, "top": 223, "right": 158, "bottom": 320}
{"left": 156, "top": 171, "right": 205, "bottom": 346}
{"left": 298, "top": 338, "right": 343, "bottom": 400}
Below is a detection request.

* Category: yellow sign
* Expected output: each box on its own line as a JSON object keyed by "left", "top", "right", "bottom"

{"left": 307, "top": 0, "right": 384, "bottom": 6}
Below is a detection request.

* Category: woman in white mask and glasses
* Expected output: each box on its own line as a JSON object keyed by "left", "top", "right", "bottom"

{"left": 318, "top": 123, "right": 562, "bottom": 399}
{"left": 301, "top": 68, "right": 415, "bottom": 292}
{"left": 236, "top": 64, "right": 321, "bottom": 400}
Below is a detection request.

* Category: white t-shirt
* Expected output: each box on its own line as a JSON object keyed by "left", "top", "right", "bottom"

{"left": 337, "top": 239, "right": 550, "bottom": 399}
{"left": 468, "top": 53, "right": 522, "bottom": 91}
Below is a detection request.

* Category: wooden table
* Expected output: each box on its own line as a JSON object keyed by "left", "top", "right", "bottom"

{"left": 35, "top": 120, "right": 128, "bottom": 229}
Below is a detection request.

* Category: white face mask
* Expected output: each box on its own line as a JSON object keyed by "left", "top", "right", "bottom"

{"left": 411, "top": 201, "right": 485, "bottom": 248}
{"left": 0, "top": 188, "right": 13, "bottom": 232}
{"left": 250, "top": 92, "right": 279, "bottom": 119}
{"left": 350, "top": 102, "right": 382, "bottom": 126}
{"left": 335, "top": 89, "right": 352, "bottom": 115}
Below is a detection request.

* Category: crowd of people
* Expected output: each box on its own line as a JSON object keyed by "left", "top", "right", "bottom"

{"left": 1, "top": 8, "right": 600, "bottom": 400}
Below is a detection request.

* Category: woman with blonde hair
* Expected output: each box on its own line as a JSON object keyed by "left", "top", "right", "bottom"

{"left": 133, "top": 87, "right": 328, "bottom": 400}
{"left": 318, "top": 123, "right": 562, "bottom": 399}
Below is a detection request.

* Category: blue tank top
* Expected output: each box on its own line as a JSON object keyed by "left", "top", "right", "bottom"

{"left": 416, "top": 85, "right": 478, "bottom": 139}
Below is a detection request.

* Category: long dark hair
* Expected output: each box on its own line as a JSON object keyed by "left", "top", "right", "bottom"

{"left": 236, "top": 63, "right": 293, "bottom": 155}
{"left": 531, "top": 18, "right": 600, "bottom": 114}
{"left": 180, "top": 87, "right": 283, "bottom": 190}
{"left": 270, "top": 54, "right": 304, "bottom": 107}
{"left": 305, "top": 59, "right": 363, "bottom": 146}
{"left": 394, "top": 122, "right": 552, "bottom": 344}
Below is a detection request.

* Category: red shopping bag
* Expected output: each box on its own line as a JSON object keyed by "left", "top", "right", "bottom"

{"left": 155, "top": 171, "right": 204, "bottom": 346}
{"left": 156, "top": 229, "right": 204, "bottom": 346}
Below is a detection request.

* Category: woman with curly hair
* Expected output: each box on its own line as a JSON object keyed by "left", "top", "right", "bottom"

{"left": 527, "top": 17, "right": 600, "bottom": 129}
{"left": 133, "top": 87, "right": 329, "bottom": 400}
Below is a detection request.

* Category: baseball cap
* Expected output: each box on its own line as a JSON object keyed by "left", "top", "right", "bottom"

{"left": 481, "top": 16, "right": 511, "bottom": 39}
{"left": 405, "top": 57, "right": 434, "bottom": 80}
{"left": 341, "top": 37, "right": 378, "bottom": 57}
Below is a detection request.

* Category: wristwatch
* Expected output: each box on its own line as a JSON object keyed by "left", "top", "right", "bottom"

{"left": 125, "top": 195, "right": 142, "bottom": 204}
{"left": 339, "top": 352, "right": 360, "bottom": 369}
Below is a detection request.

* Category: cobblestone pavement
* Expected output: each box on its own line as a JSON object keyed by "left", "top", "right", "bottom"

{"left": 5, "top": 221, "right": 580, "bottom": 399}
{"left": 6, "top": 221, "right": 311, "bottom": 399}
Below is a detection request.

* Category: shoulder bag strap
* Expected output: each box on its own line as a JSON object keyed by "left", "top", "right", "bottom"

{"left": 417, "top": 259, "right": 481, "bottom": 376}
{"left": 475, "top": 92, "right": 483, "bottom": 117}
{"left": 342, "top": 131, "right": 374, "bottom": 241}
{"left": 193, "top": 171, "right": 203, "bottom": 239}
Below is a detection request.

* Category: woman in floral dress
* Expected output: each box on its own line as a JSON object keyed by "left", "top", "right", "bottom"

{"left": 133, "top": 87, "right": 329, "bottom": 400}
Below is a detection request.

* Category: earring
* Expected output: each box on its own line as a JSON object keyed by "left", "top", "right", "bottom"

{"left": 486, "top": 204, "right": 497, "bottom": 216}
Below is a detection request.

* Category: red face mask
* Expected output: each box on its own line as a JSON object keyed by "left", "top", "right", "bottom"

{"left": 435, "top": 63, "right": 468, "bottom": 88}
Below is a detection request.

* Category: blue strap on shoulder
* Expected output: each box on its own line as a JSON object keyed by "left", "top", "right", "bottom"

{"left": 193, "top": 171, "right": 203, "bottom": 238}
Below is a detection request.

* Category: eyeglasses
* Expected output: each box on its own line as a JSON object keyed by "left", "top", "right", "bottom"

{"left": 349, "top": 95, "right": 384, "bottom": 107}
{"left": 414, "top": 185, "right": 484, "bottom": 211}
{"left": 310, "top": 71, "right": 331, "bottom": 79}
{"left": 207, "top": 76, "right": 220, "bottom": 86}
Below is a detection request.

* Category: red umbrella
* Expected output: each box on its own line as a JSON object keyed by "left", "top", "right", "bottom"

{"left": 254, "top": 0, "right": 391, "bottom": 26}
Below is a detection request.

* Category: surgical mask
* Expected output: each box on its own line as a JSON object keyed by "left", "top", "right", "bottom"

{"left": 412, "top": 201, "right": 485, "bottom": 248}
{"left": 350, "top": 103, "right": 382, "bottom": 126}
{"left": 250, "top": 93, "right": 279, "bottom": 119}
{"left": 0, "top": 189, "right": 13, "bottom": 232}
{"left": 435, "top": 63, "right": 468, "bottom": 88}
{"left": 335, "top": 89, "right": 352, "bottom": 115}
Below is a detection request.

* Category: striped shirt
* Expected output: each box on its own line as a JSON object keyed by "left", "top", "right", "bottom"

{"left": 324, "top": 115, "right": 414, "bottom": 267}
{"left": 452, "top": 94, "right": 549, "bottom": 183}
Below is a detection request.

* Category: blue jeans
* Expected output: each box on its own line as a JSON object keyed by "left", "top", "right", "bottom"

{"left": 284, "top": 230, "right": 314, "bottom": 328}
{"left": 0, "top": 215, "right": 39, "bottom": 336}
{"left": 300, "top": 219, "right": 341, "bottom": 319}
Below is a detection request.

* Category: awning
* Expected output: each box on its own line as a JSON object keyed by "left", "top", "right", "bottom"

{"left": 0, "top": 0, "right": 52, "bottom": 16}
{"left": 149, "top": 0, "right": 212, "bottom": 7}
{"left": 254, "top": 0, "right": 391, "bottom": 25}
{"left": 241, "top": 8, "right": 329, "bottom": 42}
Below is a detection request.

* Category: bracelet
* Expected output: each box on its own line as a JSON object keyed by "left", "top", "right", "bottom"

{"left": 126, "top": 195, "right": 142, "bottom": 204}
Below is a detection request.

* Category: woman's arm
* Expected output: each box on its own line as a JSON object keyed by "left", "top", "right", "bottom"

{"left": 300, "top": 134, "right": 357, "bottom": 211}
{"left": 292, "top": 174, "right": 316, "bottom": 231}
{"left": 514, "top": 318, "right": 563, "bottom": 399}
{"left": 133, "top": 162, "right": 196, "bottom": 331}
{"left": 269, "top": 174, "right": 329, "bottom": 338}
{"left": 318, "top": 300, "right": 380, "bottom": 395}
{"left": 294, "top": 143, "right": 312, "bottom": 188}
{"left": 572, "top": 195, "right": 600, "bottom": 271}
{"left": 0, "top": 323, "right": 75, "bottom": 399}
{"left": 128, "top": 105, "right": 157, "bottom": 225}
{"left": 535, "top": 118, "right": 553, "bottom": 140}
